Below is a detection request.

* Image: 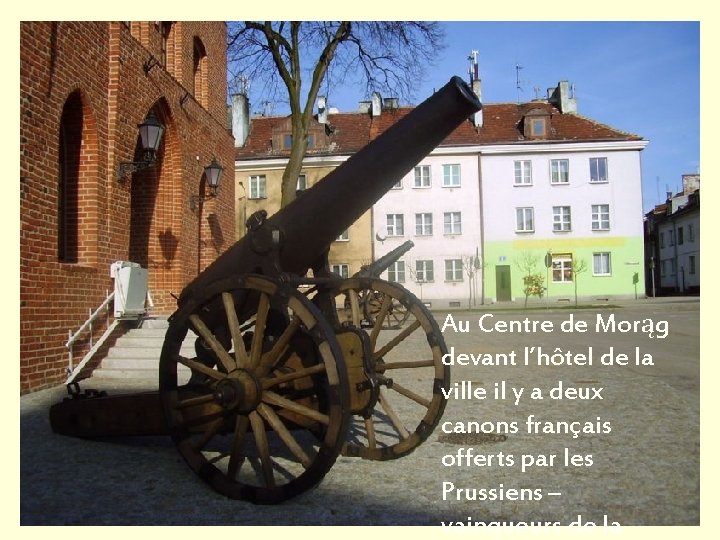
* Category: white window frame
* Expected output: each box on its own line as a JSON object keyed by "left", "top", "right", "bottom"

{"left": 331, "top": 263, "right": 350, "bottom": 279}
{"left": 248, "top": 175, "right": 267, "bottom": 199}
{"left": 593, "top": 252, "right": 612, "bottom": 276}
{"left": 514, "top": 160, "right": 532, "bottom": 186}
{"left": 386, "top": 214, "right": 404, "bottom": 236}
{"left": 444, "top": 259, "right": 463, "bottom": 282}
{"left": 688, "top": 224, "right": 695, "bottom": 242}
{"left": 415, "top": 260, "right": 434, "bottom": 282}
{"left": 590, "top": 157, "right": 608, "bottom": 183}
{"left": 392, "top": 179, "right": 403, "bottom": 189}
{"left": 415, "top": 213, "right": 433, "bottom": 236}
{"left": 443, "top": 212, "right": 462, "bottom": 235}
{"left": 591, "top": 204, "right": 610, "bottom": 231}
{"left": 516, "top": 207, "right": 534, "bottom": 232}
{"left": 442, "top": 164, "right": 461, "bottom": 187}
{"left": 335, "top": 229, "right": 349, "bottom": 241}
{"left": 414, "top": 165, "right": 431, "bottom": 188}
{"left": 550, "top": 159, "right": 570, "bottom": 184}
{"left": 552, "top": 254, "right": 573, "bottom": 283}
{"left": 296, "top": 174, "right": 307, "bottom": 191}
{"left": 552, "top": 206, "right": 572, "bottom": 232}
{"left": 387, "top": 260, "right": 405, "bottom": 283}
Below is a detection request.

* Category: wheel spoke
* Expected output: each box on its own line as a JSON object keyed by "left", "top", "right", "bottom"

{"left": 388, "top": 381, "right": 431, "bottom": 407}
{"left": 256, "top": 317, "right": 301, "bottom": 377}
{"left": 258, "top": 403, "right": 313, "bottom": 468}
{"left": 378, "top": 389, "right": 410, "bottom": 439}
{"left": 369, "top": 294, "right": 393, "bottom": 348}
{"left": 373, "top": 319, "right": 422, "bottom": 361}
{"left": 263, "top": 391, "right": 330, "bottom": 425}
{"left": 364, "top": 416, "right": 377, "bottom": 449}
{"left": 176, "top": 355, "right": 224, "bottom": 381}
{"left": 174, "top": 392, "right": 217, "bottom": 410}
{"left": 189, "top": 314, "right": 236, "bottom": 373}
{"left": 349, "top": 289, "right": 362, "bottom": 327}
{"left": 192, "top": 417, "right": 224, "bottom": 452}
{"left": 249, "top": 411, "right": 275, "bottom": 488}
{"left": 261, "top": 363, "right": 326, "bottom": 389}
{"left": 250, "top": 293, "right": 270, "bottom": 368}
{"left": 375, "top": 359, "right": 435, "bottom": 371}
{"left": 222, "top": 292, "right": 250, "bottom": 369}
{"left": 227, "top": 415, "right": 249, "bottom": 481}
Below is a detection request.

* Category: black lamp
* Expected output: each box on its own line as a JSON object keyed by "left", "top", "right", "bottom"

{"left": 117, "top": 112, "right": 165, "bottom": 181}
{"left": 190, "top": 158, "right": 223, "bottom": 212}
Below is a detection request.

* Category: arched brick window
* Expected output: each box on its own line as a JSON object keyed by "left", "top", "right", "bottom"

{"left": 57, "top": 90, "right": 98, "bottom": 264}
{"left": 193, "top": 36, "right": 208, "bottom": 108}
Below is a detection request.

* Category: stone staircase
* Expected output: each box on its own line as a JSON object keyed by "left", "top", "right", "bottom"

{"left": 90, "top": 318, "right": 195, "bottom": 382}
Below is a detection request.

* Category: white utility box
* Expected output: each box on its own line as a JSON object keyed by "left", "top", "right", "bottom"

{"left": 110, "top": 261, "right": 149, "bottom": 319}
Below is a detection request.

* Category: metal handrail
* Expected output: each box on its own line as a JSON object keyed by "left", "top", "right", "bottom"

{"left": 66, "top": 291, "right": 114, "bottom": 375}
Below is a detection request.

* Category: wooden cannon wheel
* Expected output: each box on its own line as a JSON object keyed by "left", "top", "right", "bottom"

{"left": 159, "top": 275, "right": 350, "bottom": 504}
{"left": 334, "top": 278, "right": 450, "bottom": 460}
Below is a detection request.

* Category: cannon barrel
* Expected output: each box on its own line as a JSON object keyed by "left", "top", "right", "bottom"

{"left": 180, "top": 76, "right": 481, "bottom": 305}
{"left": 356, "top": 240, "right": 415, "bottom": 278}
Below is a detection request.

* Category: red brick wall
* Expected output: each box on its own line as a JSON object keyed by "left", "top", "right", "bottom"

{"left": 20, "top": 22, "right": 235, "bottom": 393}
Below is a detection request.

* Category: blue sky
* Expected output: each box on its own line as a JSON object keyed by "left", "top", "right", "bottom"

{"left": 311, "top": 21, "right": 700, "bottom": 213}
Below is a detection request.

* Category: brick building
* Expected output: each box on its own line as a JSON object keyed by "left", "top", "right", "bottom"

{"left": 20, "top": 22, "right": 235, "bottom": 393}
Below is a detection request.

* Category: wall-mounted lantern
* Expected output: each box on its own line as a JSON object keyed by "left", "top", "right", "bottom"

{"left": 116, "top": 112, "right": 165, "bottom": 181}
{"left": 190, "top": 157, "right": 223, "bottom": 212}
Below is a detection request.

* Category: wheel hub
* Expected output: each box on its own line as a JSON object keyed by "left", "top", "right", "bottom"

{"left": 214, "top": 369, "right": 262, "bottom": 413}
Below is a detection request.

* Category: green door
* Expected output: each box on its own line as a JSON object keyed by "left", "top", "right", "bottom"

{"left": 496, "top": 265, "right": 512, "bottom": 301}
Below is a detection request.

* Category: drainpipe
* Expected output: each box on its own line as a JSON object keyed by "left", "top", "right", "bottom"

{"left": 476, "top": 152, "right": 485, "bottom": 304}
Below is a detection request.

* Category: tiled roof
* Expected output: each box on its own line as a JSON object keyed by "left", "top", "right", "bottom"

{"left": 235, "top": 100, "right": 643, "bottom": 160}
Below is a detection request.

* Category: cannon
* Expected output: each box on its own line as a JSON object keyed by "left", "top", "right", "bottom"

{"left": 50, "top": 76, "right": 482, "bottom": 504}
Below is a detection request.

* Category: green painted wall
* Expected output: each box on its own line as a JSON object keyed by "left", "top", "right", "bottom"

{"left": 482, "top": 236, "right": 645, "bottom": 302}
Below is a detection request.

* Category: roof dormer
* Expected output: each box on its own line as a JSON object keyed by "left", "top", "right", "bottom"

{"left": 522, "top": 107, "right": 551, "bottom": 139}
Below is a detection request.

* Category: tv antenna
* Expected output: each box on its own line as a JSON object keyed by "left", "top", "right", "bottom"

{"left": 515, "top": 63, "right": 524, "bottom": 103}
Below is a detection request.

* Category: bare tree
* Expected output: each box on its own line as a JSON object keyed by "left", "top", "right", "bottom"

{"left": 571, "top": 257, "right": 589, "bottom": 307}
{"left": 514, "top": 250, "right": 543, "bottom": 307}
{"left": 227, "top": 21, "right": 445, "bottom": 207}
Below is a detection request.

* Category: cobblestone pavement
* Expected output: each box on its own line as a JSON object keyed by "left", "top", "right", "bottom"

{"left": 20, "top": 298, "right": 699, "bottom": 526}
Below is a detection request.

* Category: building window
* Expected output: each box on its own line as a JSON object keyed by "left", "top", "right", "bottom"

{"left": 192, "top": 37, "right": 208, "bottom": 108}
{"left": 392, "top": 179, "right": 402, "bottom": 189}
{"left": 445, "top": 259, "right": 463, "bottom": 282}
{"left": 282, "top": 134, "right": 315, "bottom": 150}
{"left": 336, "top": 229, "right": 349, "bottom": 241}
{"left": 415, "top": 213, "right": 433, "bottom": 236}
{"left": 296, "top": 174, "right": 307, "bottom": 191}
{"left": 442, "top": 164, "right": 461, "bottom": 187}
{"left": 331, "top": 263, "right": 350, "bottom": 279}
{"left": 530, "top": 118, "right": 546, "bottom": 137}
{"left": 516, "top": 207, "right": 534, "bottom": 232}
{"left": 386, "top": 214, "right": 404, "bottom": 236}
{"left": 660, "top": 232, "right": 665, "bottom": 248}
{"left": 550, "top": 159, "right": 570, "bottom": 184}
{"left": 670, "top": 258, "right": 676, "bottom": 275}
{"left": 669, "top": 230, "right": 675, "bottom": 246}
{"left": 688, "top": 224, "right": 695, "bottom": 242}
{"left": 660, "top": 260, "right": 667, "bottom": 277}
{"left": 249, "top": 175, "right": 267, "bottom": 199}
{"left": 388, "top": 261, "right": 405, "bottom": 283}
{"left": 514, "top": 160, "right": 532, "bottom": 185}
{"left": 689, "top": 255, "right": 696, "bottom": 275}
{"left": 160, "top": 22, "right": 174, "bottom": 71}
{"left": 677, "top": 226, "right": 684, "bottom": 245}
{"left": 553, "top": 206, "right": 572, "bottom": 232}
{"left": 414, "top": 165, "right": 431, "bottom": 188}
{"left": 593, "top": 252, "right": 612, "bottom": 276}
{"left": 590, "top": 157, "right": 608, "bottom": 183}
{"left": 415, "top": 260, "right": 434, "bottom": 282}
{"left": 443, "top": 212, "right": 462, "bottom": 235}
{"left": 591, "top": 204, "right": 610, "bottom": 231}
{"left": 552, "top": 254, "right": 573, "bottom": 283}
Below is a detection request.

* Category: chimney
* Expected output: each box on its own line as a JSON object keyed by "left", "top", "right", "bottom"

{"left": 371, "top": 91, "right": 382, "bottom": 117}
{"left": 682, "top": 174, "right": 700, "bottom": 195}
{"left": 548, "top": 81, "right": 577, "bottom": 114}
{"left": 468, "top": 50, "right": 483, "bottom": 127}
{"left": 358, "top": 101, "right": 371, "bottom": 113}
{"left": 317, "top": 96, "right": 327, "bottom": 124}
{"left": 231, "top": 93, "right": 250, "bottom": 147}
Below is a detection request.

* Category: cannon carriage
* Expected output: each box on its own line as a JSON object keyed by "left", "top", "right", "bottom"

{"left": 50, "top": 77, "right": 482, "bottom": 504}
